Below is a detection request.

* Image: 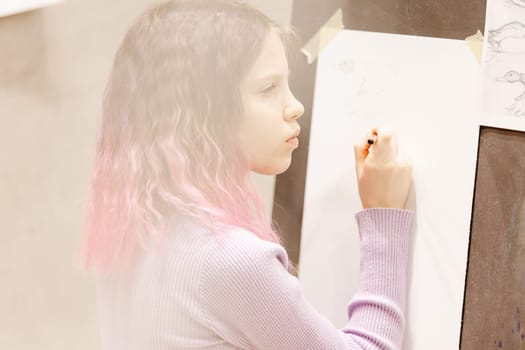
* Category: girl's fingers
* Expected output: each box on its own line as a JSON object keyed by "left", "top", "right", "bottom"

{"left": 354, "top": 128, "right": 378, "bottom": 168}
{"left": 369, "top": 128, "right": 397, "bottom": 163}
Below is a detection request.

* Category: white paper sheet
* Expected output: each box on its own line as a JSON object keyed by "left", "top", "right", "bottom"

{"left": 299, "top": 30, "right": 481, "bottom": 350}
{"left": 0, "top": 0, "right": 62, "bottom": 17}
{"left": 481, "top": 0, "right": 525, "bottom": 131}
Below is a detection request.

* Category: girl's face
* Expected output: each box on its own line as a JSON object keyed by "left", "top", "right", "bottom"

{"left": 237, "top": 29, "right": 304, "bottom": 175}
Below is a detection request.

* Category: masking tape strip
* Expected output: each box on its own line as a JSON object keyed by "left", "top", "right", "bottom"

{"left": 465, "top": 30, "right": 484, "bottom": 63}
{"left": 301, "top": 8, "right": 344, "bottom": 64}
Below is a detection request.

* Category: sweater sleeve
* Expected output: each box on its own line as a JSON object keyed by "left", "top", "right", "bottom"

{"left": 199, "top": 208, "right": 413, "bottom": 350}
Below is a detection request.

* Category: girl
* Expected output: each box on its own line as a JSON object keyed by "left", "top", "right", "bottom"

{"left": 82, "top": 0, "right": 413, "bottom": 349}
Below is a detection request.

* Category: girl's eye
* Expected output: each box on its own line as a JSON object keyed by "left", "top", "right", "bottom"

{"left": 261, "top": 83, "right": 277, "bottom": 94}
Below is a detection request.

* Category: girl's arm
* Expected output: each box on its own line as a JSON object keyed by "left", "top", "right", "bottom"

{"left": 200, "top": 207, "right": 412, "bottom": 350}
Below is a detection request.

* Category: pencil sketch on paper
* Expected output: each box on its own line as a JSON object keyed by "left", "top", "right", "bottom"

{"left": 496, "top": 70, "right": 525, "bottom": 117}
{"left": 487, "top": 22, "right": 525, "bottom": 53}
{"left": 497, "top": 70, "right": 525, "bottom": 101}
{"left": 505, "top": 99, "right": 525, "bottom": 117}
{"left": 338, "top": 58, "right": 395, "bottom": 119}
{"left": 339, "top": 59, "right": 356, "bottom": 74}
{"left": 508, "top": 0, "right": 525, "bottom": 7}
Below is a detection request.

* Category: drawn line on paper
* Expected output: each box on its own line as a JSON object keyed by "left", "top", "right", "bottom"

{"left": 505, "top": 100, "right": 525, "bottom": 117}
{"left": 338, "top": 59, "right": 396, "bottom": 119}
{"left": 508, "top": 0, "right": 525, "bottom": 7}
{"left": 497, "top": 70, "right": 525, "bottom": 101}
{"left": 488, "top": 22, "right": 525, "bottom": 53}
{"left": 496, "top": 70, "right": 525, "bottom": 117}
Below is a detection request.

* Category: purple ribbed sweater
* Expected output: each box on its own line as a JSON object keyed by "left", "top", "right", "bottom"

{"left": 96, "top": 208, "right": 413, "bottom": 350}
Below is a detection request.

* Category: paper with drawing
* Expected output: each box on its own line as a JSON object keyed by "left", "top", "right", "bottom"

{"left": 299, "top": 30, "right": 480, "bottom": 350}
{"left": 481, "top": 0, "right": 525, "bottom": 131}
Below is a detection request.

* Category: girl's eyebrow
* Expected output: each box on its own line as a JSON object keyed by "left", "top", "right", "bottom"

{"left": 254, "top": 69, "right": 291, "bottom": 82}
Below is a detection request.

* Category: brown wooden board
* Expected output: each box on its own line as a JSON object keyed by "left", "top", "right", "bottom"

{"left": 461, "top": 127, "right": 525, "bottom": 350}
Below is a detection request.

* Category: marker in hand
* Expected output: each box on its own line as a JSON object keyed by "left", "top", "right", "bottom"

{"left": 367, "top": 133, "right": 378, "bottom": 146}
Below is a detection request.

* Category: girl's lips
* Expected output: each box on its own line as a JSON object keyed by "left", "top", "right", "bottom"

{"left": 287, "top": 137, "right": 299, "bottom": 147}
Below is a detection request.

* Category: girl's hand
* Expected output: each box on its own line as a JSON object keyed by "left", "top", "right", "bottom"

{"left": 353, "top": 127, "right": 412, "bottom": 209}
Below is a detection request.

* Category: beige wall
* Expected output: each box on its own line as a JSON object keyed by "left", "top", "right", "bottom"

{"left": 0, "top": 0, "right": 292, "bottom": 348}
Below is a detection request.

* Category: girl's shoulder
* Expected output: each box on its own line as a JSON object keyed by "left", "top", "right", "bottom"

{"left": 209, "top": 224, "right": 288, "bottom": 265}
{"left": 163, "top": 215, "right": 288, "bottom": 269}
{"left": 200, "top": 224, "right": 290, "bottom": 280}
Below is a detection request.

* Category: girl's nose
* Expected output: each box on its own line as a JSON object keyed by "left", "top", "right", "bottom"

{"left": 284, "top": 92, "right": 305, "bottom": 121}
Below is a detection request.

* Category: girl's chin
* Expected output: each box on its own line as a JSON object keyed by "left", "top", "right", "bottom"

{"left": 260, "top": 158, "right": 293, "bottom": 175}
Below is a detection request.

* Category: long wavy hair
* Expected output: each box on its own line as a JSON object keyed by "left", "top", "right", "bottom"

{"left": 81, "top": 0, "right": 298, "bottom": 272}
